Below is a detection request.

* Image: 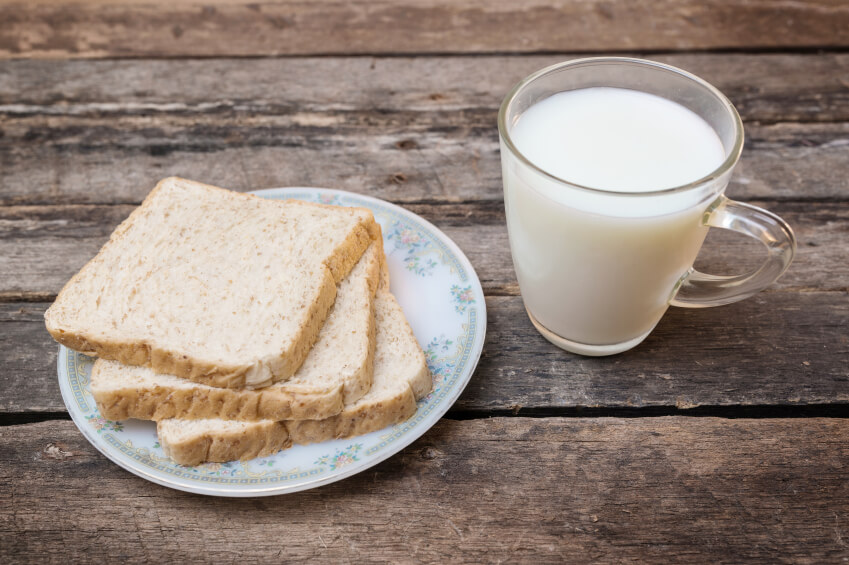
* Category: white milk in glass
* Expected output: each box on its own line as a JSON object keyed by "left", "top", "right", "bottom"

{"left": 502, "top": 87, "right": 727, "bottom": 346}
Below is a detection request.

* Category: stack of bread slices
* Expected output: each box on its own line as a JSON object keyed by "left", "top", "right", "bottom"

{"left": 45, "top": 177, "right": 432, "bottom": 466}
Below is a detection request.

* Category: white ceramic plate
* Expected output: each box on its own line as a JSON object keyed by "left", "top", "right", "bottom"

{"left": 57, "top": 187, "right": 486, "bottom": 497}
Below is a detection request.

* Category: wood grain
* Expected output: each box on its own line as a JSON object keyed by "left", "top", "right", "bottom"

{"left": 2, "top": 117, "right": 848, "bottom": 206}
{"left": 2, "top": 418, "right": 849, "bottom": 563}
{"left": 1, "top": 3, "right": 847, "bottom": 560}
{"left": 3, "top": 55, "right": 848, "bottom": 122}
{"left": 2, "top": 55, "right": 848, "bottom": 206}
{"left": 1, "top": 201, "right": 845, "bottom": 299}
{"left": 2, "top": 0, "right": 848, "bottom": 59}
{"left": 474, "top": 292, "right": 849, "bottom": 412}
{"left": 5, "top": 291, "right": 847, "bottom": 414}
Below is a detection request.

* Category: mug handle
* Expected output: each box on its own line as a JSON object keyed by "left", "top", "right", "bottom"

{"left": 670, "top": 195, "right": 796, "bottom": 308}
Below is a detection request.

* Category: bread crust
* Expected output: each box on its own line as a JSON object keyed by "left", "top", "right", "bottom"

{"left": 160, "top": 421, "right": 291, "bottom": 466}
{"left": 92, "top": 363, "right": 345, "bottom": 422}
{"left": 156, "top": 288, "right": 433, "bottom": 466}
{"left": 91, "top": 240, "right": 384, "bottom": 422}
{"left": 44, "top": 177, "right": 378, "bottom": 389}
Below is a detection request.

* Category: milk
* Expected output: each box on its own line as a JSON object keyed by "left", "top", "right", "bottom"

{"left": 502, "top": 87, "right": 728, "bottom": 348}
{"left": 512, "top": 88, "right": 725, "bottom": 194}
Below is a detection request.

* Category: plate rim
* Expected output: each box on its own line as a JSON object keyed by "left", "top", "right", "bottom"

{"left": 56, "top": 186, "right": 487, "bottom": 497}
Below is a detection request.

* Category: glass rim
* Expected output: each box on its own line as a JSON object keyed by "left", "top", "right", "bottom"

{"left": 497, "top": 56, "right": 745, "bottom": 197}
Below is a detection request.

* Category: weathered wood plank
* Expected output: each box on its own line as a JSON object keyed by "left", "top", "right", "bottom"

{"left": 2, "top": 418, "right": 848, "bottom": 563}
{"left": 1, "top": 0, "right": 848, "bottom": 59}
{"left": 3, "top": 55, "right": 848, "bottom": 122}
{"left": 1, "top": 201, "right": 844, "bottom": 299}
{"left": 0, "top": 304, "right": 58, "bottom": 413}
{"left": 1, "top": 116, "right": 847, "bottom": 205}
{"left": 2, "top": 54, "right": 848, "bottom": 206}
{"left": 473, "top": 292, "right": 849, "bottom": 412}
{"left": 5, "top": 291, "right": 847, "bottom": 414}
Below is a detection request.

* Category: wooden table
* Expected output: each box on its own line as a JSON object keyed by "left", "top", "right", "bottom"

{"left": 2, "top": 1, "right": 848, "bottom": 562}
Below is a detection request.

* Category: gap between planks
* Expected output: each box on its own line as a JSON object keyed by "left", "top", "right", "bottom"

{"left": 5, "top": 402, "right": 849, "bottom": 428}
{"left": 1, "top": 195, "right": 848, "bottom": 208}
{"left": 7, "top": 47, "right": 849, "bottom": 62}
{"left": 3, "top": 287, "right": 848, "bottom": 304}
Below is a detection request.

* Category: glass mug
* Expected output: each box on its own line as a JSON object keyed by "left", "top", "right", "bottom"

{"left": 498, "top": 57, "right": 796, "bottom": 356}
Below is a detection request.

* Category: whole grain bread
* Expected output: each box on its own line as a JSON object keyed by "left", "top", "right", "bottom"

{"left": 91, "top": 241, "right": 382, "bottom": 422}
{"left": 44, "top": 177, "right": 379, "bottom": 389}
{"left": 157, "top": 286, "right": 432, "bottom": 466}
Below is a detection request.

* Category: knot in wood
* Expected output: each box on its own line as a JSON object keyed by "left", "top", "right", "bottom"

{"left": 42, "top": 443, "right": 75, "bottom": 460}
{"left": 395, "top": 139, "right": 418, "bottom": 150}
{"left": 419, "top": 446, "right": 443, "bottom": 460}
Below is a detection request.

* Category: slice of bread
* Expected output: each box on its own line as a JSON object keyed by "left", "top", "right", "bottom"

{"left": 157, "top": 287, "right": 433, "bottom": 466}
{"left": 45, "top": 177, "right": 379, "bottom": 389}
{"left": 91, "top": 241, "right": 383, "bottom": 422}
{"left": 158, "top": 419, "right": 294, "bottom": 467}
